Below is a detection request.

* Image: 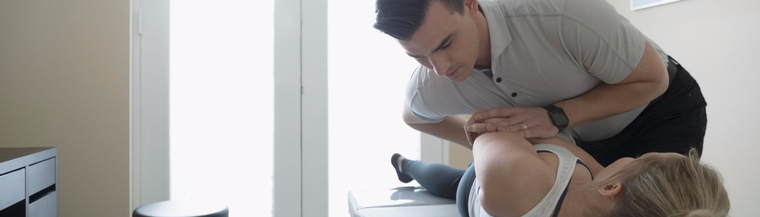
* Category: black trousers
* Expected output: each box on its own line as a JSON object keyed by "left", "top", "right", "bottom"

{"left": 576, "top": 56, "right": 708, "bottom": 166}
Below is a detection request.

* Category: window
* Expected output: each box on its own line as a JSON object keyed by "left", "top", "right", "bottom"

{"left": 170, "top": 1, "right": 274, "bottom": 216}
{"left": 328, "top": 0, "right": 424, "bottom": 216}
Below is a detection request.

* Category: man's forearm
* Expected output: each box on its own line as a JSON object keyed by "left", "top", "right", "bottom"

{"left": 556, "top": 81, "right": 665, "bottom": 129}
{"left": 555, "top": 40, "right": 668, "bottom": 129}
{"left": 407, "top": 115, "right": 471, "bottom": 149}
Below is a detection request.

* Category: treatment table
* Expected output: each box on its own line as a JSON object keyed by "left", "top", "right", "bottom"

{"left": 347, "top": 186, "right": 460, "bottom": 217}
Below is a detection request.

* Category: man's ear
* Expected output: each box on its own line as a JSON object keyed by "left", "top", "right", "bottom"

{"left": 598, "top": 181, "right": 623, "bottom": 199}
{"left": 464, "top": 0, "right": 479, "bottom": 17}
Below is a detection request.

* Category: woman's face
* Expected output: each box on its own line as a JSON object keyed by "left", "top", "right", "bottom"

{"left": 594, "top": 152, "right": 685, "bottom": 181}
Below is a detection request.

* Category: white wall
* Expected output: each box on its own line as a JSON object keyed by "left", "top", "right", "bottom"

{"left": 606, "top": 0, "right": 760, "bottom": 215}
{"left": 0, "top": 0, "right": 131, "bottom": 216}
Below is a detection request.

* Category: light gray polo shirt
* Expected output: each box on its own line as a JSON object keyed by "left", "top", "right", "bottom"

{"left": 405, "top": 0, "right": 669, "bottom": 142}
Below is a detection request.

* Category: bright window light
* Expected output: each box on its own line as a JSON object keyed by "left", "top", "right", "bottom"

{"left": 170, "top": 1, "right": 274, "bottom": 216}
{"left": 328, "top": 0, "right": 423, "bottom": 216}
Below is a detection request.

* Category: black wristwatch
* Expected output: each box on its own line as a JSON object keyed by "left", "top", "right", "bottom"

{"left": 543, "top": 104, "right": 569, "bottom": 132}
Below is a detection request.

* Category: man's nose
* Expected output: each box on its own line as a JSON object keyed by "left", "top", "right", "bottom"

{"left": 428, "top": 54, "right": 450, "bottom": 76}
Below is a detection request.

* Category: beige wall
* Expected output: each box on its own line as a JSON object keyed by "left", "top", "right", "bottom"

{"left": 0, "top": 0, "right": 131, "bottom": 216}
{"left": 450, "top": 0, "right": 760, "bottom": 215}
{"left": 449, "top": 142, "right": 473, "bottom": 169}
{"left": 449, "top": 115, "right": 473, "bottom": 170}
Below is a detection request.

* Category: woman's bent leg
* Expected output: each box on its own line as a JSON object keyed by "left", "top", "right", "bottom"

{"left": 401, "top": 159, "right": 466, "bottom": 200}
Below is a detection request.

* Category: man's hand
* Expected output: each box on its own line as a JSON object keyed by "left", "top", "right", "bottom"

{"left": 464, "top": 109, "right": 498, "bottom": 147}
{"left": 471, "top": 107, "right": 559, "bottom": 139}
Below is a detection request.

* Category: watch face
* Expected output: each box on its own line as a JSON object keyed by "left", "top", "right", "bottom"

{"left": 555, "top": 113, "right": 569, "bottom": 126}
{"left": 550, "top": 110, "right": 569, "bottom": 128}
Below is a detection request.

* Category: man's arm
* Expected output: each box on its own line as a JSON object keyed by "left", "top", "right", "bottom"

{"left": 402, "top": 102, "right": 471, "bottom": 149}
{"left": 471, "top": 40, "right": 669, "bottom": 139}
{"left": 555, "top": 40, "right": 669, "bottom": 128}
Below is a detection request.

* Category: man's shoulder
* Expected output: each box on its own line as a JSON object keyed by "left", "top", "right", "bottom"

{"left": 406, "top": 65, "right": 445, "bottom": 90}
{"left": 404, "top": 65, "right": 454, "bottom": 123}
{"left": 482, "top": 0, "right": 567, "bottom": 17}
{"left": 408, "top": 65, "right": 430, "bottom": 81}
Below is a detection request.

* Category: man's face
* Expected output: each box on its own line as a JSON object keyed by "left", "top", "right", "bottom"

{"left": 400, "top": 1, "right": 480, "bottom": 82}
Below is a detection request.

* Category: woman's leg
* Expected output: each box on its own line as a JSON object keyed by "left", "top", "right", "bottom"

{"left": 393, "top": 154, "right": 466, "bottom": 200}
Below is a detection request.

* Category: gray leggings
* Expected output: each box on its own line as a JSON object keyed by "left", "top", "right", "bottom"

{"left": 401, "top": 159, "right": 477, "bottom": 217}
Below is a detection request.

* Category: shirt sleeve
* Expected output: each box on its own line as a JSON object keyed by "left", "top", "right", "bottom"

{"left": 559, "top": 0, "right": 647, "bottom": 84}
{"left": 405, "top": 66, "right": 447, "bottom": 123}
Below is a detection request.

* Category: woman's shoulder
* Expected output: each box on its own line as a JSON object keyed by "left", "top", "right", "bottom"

{"left": 472, "top": 132, "right": 575, "bottom": 216}
{"left": 495, "top": 150, "right": 559, "bottom": 216}
{"left": 529, "top": 137, "right": 604, "bottom": 175}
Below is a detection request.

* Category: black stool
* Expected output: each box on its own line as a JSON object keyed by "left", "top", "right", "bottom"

{"left": 133, "top": 200, "right": 228, "bottom": 217}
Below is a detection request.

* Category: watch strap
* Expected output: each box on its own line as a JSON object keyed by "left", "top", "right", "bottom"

{"left": 543, "top": 104, "right": 568, "bottom": 132}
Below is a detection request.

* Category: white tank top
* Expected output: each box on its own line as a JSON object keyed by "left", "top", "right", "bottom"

{"left": 468, "top": 144, "right": 585, "bottom": 217}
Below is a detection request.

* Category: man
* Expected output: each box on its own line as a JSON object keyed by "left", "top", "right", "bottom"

{"left": 374, "top": 0, "right": 707, "bottom": 166}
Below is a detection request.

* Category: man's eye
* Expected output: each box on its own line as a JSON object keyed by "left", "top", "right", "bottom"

{"left": 441, "top": 41, "right": 452, "bottom": 49}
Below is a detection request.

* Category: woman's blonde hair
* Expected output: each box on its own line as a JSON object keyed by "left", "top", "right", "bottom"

{"left": 608, "top": 149, "right": 730, "bottom": 217}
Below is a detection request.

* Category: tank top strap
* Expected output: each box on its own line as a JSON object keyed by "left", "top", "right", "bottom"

{"left": 521, "top": 144, "right": 579, "bottom": 217}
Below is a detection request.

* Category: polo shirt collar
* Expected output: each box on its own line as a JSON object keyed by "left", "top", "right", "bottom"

{"left": 478, "top": 0, "right": 512, "bottom": 64}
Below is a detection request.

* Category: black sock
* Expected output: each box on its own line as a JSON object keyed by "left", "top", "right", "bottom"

{"left": 391, "top": 153, "right": 413, "bottom": 183}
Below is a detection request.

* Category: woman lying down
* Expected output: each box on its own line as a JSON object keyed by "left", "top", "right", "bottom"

{"left": 390, "top": 118, "right": 730, "bottom": 217}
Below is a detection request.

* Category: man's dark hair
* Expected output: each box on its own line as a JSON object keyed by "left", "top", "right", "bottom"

{"left": 374, "top": 0, "right": 465, "bottom": 40}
